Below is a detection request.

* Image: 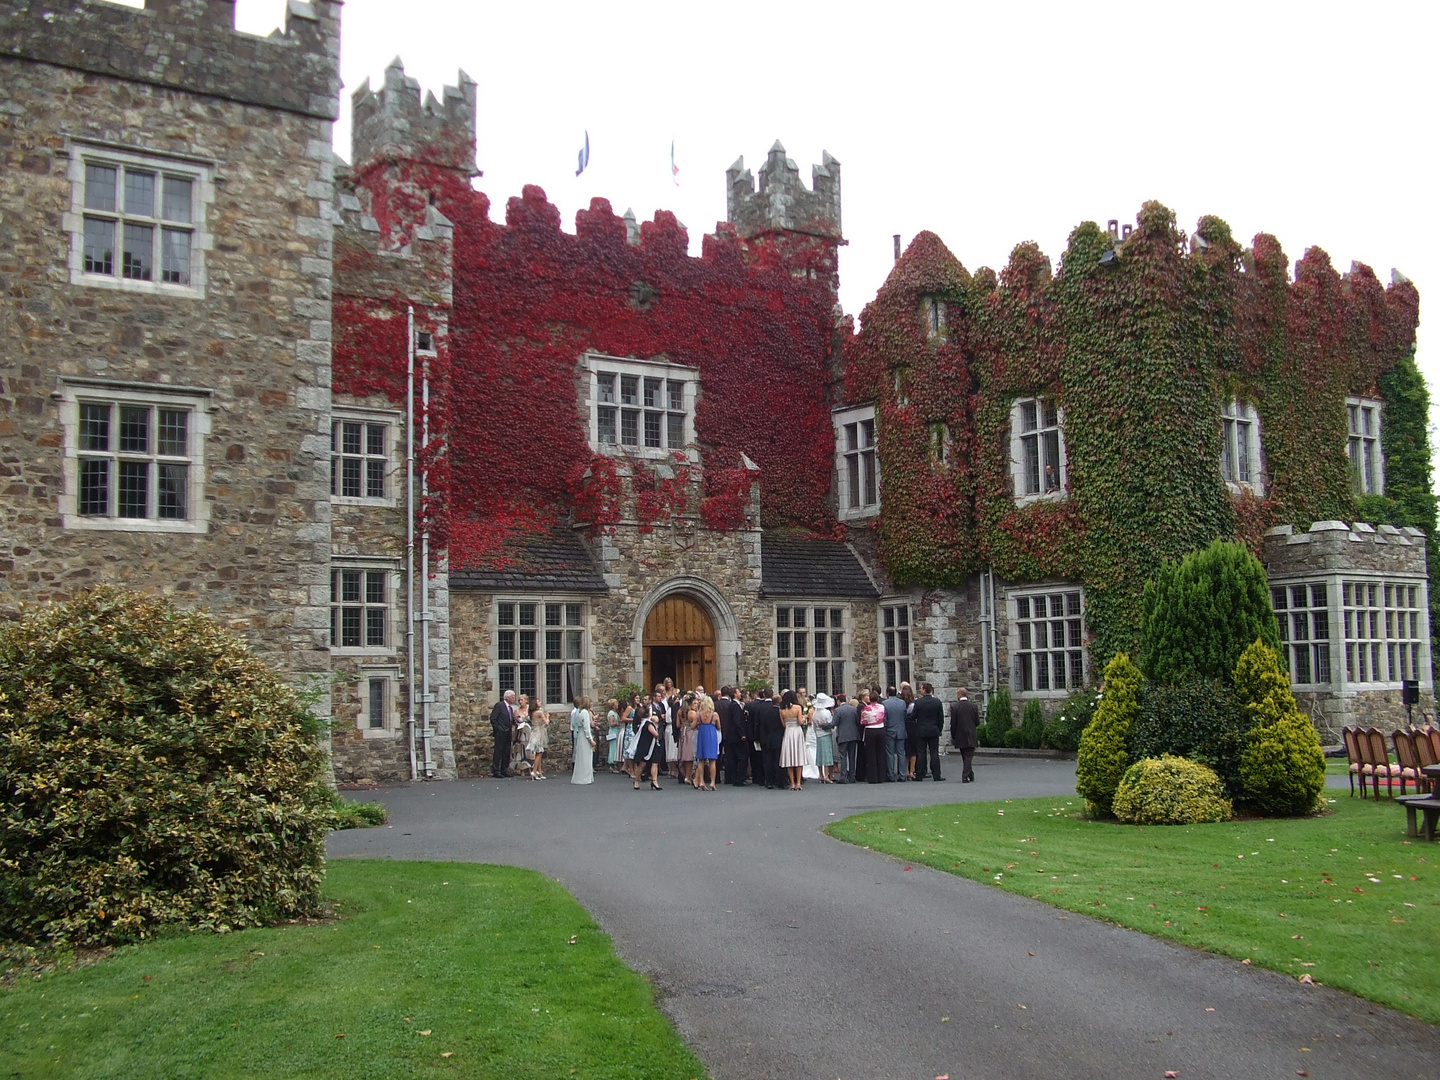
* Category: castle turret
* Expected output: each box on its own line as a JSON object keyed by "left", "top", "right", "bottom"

{"left": 350, "top": 58, "right": 477, "bottom": 175}
{"left": 726, "top": 141, "right": 842, "bottom": 242}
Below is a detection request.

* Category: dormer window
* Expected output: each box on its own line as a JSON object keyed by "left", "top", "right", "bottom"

{"left": 1220, "top": 400, "right": 1263, "bottom": 495}
{"left": 1010, "top": 396, "right": 1065, "bottom": 504}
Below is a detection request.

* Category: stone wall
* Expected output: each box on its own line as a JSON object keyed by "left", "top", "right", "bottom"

{"left": 0, "top": 29, "right": 337, "bottom": 698}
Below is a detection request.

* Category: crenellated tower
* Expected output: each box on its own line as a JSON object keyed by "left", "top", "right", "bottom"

{"left": 347, "top": 58, "right": 477, "bottom": 245}
{"left": 725, "top": 141, "right": 844, "bottom": 294}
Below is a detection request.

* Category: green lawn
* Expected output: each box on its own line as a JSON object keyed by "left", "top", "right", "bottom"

{"left": 0, "top": 861, "right": 706, "bottom": 1079}
{"left": 827, "top": 794, "right": 1440, "bottom": 1023}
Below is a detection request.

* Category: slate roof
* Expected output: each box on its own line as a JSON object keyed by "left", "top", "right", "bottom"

{"left": 449, "top": 528, "right": 607, "bottom": 593}
{"left": 760, "top": 531, "right": 879, "bottom": 598}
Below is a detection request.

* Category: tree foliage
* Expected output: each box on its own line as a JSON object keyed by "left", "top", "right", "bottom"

{"left": 1138, "top": 539, "right": 1280, "bottom": 685}
{"left": 1113, "top": 755, "right": 1232, "bottom": 826}
{"left": 1233, "top": 640, "right": 1326, "bottom": 816}
{"left": 0, "top": 587, "right": 332, "bottom": 946}
{"left": 1075, "top": 652, "right": 1144, "bottom": 817}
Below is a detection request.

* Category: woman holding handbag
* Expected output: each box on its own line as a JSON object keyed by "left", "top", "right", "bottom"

{"left": 632, "top": 699, "right": 663, "bottom": 790}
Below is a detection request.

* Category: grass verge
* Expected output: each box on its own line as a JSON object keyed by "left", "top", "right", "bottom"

{"left": 826, "top": 794, "right": 1439, "bottom": 1023}
{"left": 0, "top": 860, "right": 707, "bottom": 1079}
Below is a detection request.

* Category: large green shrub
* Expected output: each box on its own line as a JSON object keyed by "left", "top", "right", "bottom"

{"left": 1002, "top": 724, "right": 1027, "bottom": 748}
{"left": 1075, "top": 653, "right": 1143, "bottom": 816}
{"left": 1112, "top": 755, "right": 1233, "bottom": 825}
{"left": 0, "top": 587, "right": 333, "bottom": 946}
{"left": 1043, "top": 686, "right": 1098, "bottom": 752}
{"left": 1233, "top": 640, "right": 1326, "bottom": 816}
{"left": 1019, "top": 699, "right": 1045, "bottom": 749}
{"left": 1131, "top": 679, "right": 1247, "bottom": 796}
{"left": 1138, "top": 540, "right": 1281, "bottom": 685}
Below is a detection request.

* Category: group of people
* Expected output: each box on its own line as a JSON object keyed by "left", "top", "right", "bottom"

{"left": 487, "top": 678, "right": 983, "bottom": 790}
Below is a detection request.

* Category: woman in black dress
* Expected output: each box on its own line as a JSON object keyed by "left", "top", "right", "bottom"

{"left": 633, "top": 700, "right": 663, "bottom": 790}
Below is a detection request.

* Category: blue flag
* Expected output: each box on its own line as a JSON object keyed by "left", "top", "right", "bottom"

{"left": 576, "top": 131, "right": 590, "bottom": 177}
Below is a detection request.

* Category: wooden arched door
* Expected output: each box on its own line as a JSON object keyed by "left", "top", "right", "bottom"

{"left": 643, "top": 594, "right": 716, "bottom": 693}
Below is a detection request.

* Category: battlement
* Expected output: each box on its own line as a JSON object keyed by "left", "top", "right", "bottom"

{"left": 726, "top": 141, "right": 842, "bottom": 241}
{"left": 1263, "top": 520, "right": 1429, "bottom": 579}
{"left": 0, "top": 0, "right": 341, "bottom": 119}
{"left": 351, "top": 58, "right": 477, "bottom": 174}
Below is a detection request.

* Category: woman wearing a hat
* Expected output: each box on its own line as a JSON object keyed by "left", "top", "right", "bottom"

{"left": 811, "top": 691, "right": 837, "bottom": 783}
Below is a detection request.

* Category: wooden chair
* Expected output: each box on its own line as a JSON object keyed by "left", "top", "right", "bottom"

{"left": 1362, "top": 728, "right": 1402, "bottom": 798}
{"left": 1392, "top": 729, "right": 1426, "bottom": 797}
{"left": 1414, "top": 726, "right": 1439, "bottom": 794}
{"left": 1341, "top": 726, "right": 1364, "bottom": 797}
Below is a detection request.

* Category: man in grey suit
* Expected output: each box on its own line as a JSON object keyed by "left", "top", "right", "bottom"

{"left": 882, "top": 686, "right": 908, "bottom": 781}
{"left": 832, "top": 692, "right": 861, "bottom": 783}
{"left": 949, "top": 687, "right": 980, "bottom": 783}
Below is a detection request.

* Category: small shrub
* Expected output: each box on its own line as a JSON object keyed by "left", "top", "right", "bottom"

{"left": 1002, "top": 725, "right": 1027, "bottom": 748}
{"left": 1233, "top": 640, "right": 1326, "bottom": 816}
{"left": 1043, "top": 686, "right": 1098, "bottom": 752}
{"left": 1112, "top": 755, "right": 1233, "bottom": 825}
{"left": 1019, "top": 699, "right": 1045, "bottom": 749}
{"left": 1076, "top": 652, "right": 1143, "bottom": 817}
{"left": 1131, "top": 679, "right": 1247, "bottom": 796}
{"left": 984, "top": 688, "right": 1012, "bottom": 734}
{"left": 974, "top": 722, "right": 994, "bottom": 748}
{"left": 330, "top": 794, "right": 387, "bottom": 830}
{"left": 0, "top": 587, "right": 332, "bottom": 946}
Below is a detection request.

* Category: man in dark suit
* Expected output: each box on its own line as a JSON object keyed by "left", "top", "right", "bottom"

{"left": 489, "top": 689, "right": 516, "bottom": 778}
{"left": 910, "top": 682, "right": 946, "bottom": 781}
{"left": 742, "top": 692, "right": 765, "bottom": 785}
{"left": 749, "top": 689, "right": 784, "bottom": 789}
{"left": 949, "top": 687, "right": 980, "bottom": 783}
{"left": 832, "top": 692, "right": 861, "bottom": 784}
{"left": 718, "top": 686, "right": 749, "bottom": 786}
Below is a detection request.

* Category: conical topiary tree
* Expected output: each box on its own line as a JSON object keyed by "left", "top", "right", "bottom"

{"left": 1138, "top": 539, "right": 1281, "bottom": 685}
{"left": 1233, "top": 639, "right": 1326, "bottom": 816}
{"left": 1075, "top": 652, "right": 1143, "bottom": 816}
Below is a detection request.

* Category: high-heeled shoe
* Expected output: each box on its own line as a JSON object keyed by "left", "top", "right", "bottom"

{"left": 651, "top": 780, "right": 662, "bottom": 790}
{"left": 633, "top": 778, "right": 641, "bottom": 790}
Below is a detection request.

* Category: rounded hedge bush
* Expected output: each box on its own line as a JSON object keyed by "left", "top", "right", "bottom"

{"left": 1112, "top": 755, "right": 1233, "bottom": 825}
{"left": 0, "top": 587, "right": 333, "bottom": 945}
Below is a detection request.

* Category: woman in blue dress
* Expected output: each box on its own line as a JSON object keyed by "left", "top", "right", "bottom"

{"left": 694, "top": 693, "right": 720, "bottom": 790}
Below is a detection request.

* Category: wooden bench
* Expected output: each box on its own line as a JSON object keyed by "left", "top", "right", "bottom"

{"left": 1399, "top": 796, "right": 1440, "bottom": 841}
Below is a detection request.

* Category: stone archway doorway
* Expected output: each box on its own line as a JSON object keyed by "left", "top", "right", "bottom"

{"left": 643, "top": 594, "right": 716, "bottom": 692}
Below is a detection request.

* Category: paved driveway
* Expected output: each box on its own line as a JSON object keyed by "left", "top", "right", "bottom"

{"left": 329, "top": 757, "right": 1439, "bottom": 1080}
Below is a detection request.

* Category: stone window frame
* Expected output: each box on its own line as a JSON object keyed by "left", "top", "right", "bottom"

{"left": 331, "top": 405, "right": 402, "bottom": 507}
{"left": 834, "top": 403, "right": 880, "bottom": 521}
{"left": 495, "top": 596, "right": 590, "bottom": 709}
{"left": 773, "top": 601, "right": 851, "bottom": 697}
{"left": 329, "top": 558, "right": 402, "bottom": 658}
{"left": 1342, "top": 577, "right": 1429, "bottom": 688}
{"left": 1009, "top": 395, "right": 1067, "bottom": 506}
{"left": 1220, "top": 399, "right": 1265, "bottom": 496}
{"left": 357, "top": 664, "right": 402, "bottom": 739}
{"left": 583, "top": 353, "right": 700, "bottom": 463}
{"left": 1346, "top": 397, "right": 1384, "bottom": 496}
{"left": 56, "top": 378, "right": 212, "bottom": 535}
{"left": 63, "top": 138, "right": 216, "bottom": 300}
{"left": 921, "top": 296, "right": 946, "bottom": 339}
{"left": 1008, "top": 583, "right": 1088, "bottom": 698}
{"left": 1271, "top": 580, "right": 1333, "bottom": 687}
{"left": 879, "top": 600, "right": 912, "bottom": 691}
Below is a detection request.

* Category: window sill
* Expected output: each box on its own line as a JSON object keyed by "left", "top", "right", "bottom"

{"left": 591, "top": 444, "right": 699, "bottom": 464}
{"left": 331, "top": 496, "right": 397, "bottom": 508}
{"left": 838, "top": 505, "right": 880, "bottom": 522}
{"left": 359, "top": 727, "right": 401, "bottom": 740}
{"left": 331, "top": 646, "right": 399, "bottom": 657}
{"left": 63, "top": 515, "right": 207, "bottom": 534}
{"left": 1225, "top": 480, "right": 1266, "bottom": 498}
{"left": 1013, "top": 491, "right": 1066, "bottom": 509}
{"left": 69, "top": 271, "right": 203, "bottom": 300}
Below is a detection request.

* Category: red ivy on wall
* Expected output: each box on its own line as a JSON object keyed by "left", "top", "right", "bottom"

{"left": 335, "top": 161, "right": 842, "bottom": 568}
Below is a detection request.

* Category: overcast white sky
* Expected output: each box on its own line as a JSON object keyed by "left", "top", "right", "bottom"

{"left": 223, "top": 0, "right": 1435, "bottom": 426}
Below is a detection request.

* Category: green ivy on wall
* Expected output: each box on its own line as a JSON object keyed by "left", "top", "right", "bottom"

{"left": 844, "top": 202, "right": 1422, "bottom": 668}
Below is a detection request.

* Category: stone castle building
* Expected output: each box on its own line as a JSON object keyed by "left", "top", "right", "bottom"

{"left": 2, "top": 0, "right": 1430, "bottom": 786}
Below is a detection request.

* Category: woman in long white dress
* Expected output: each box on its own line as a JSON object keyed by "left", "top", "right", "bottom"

{"left": 571, "top": 696, "right": 596, "bottom": 785}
